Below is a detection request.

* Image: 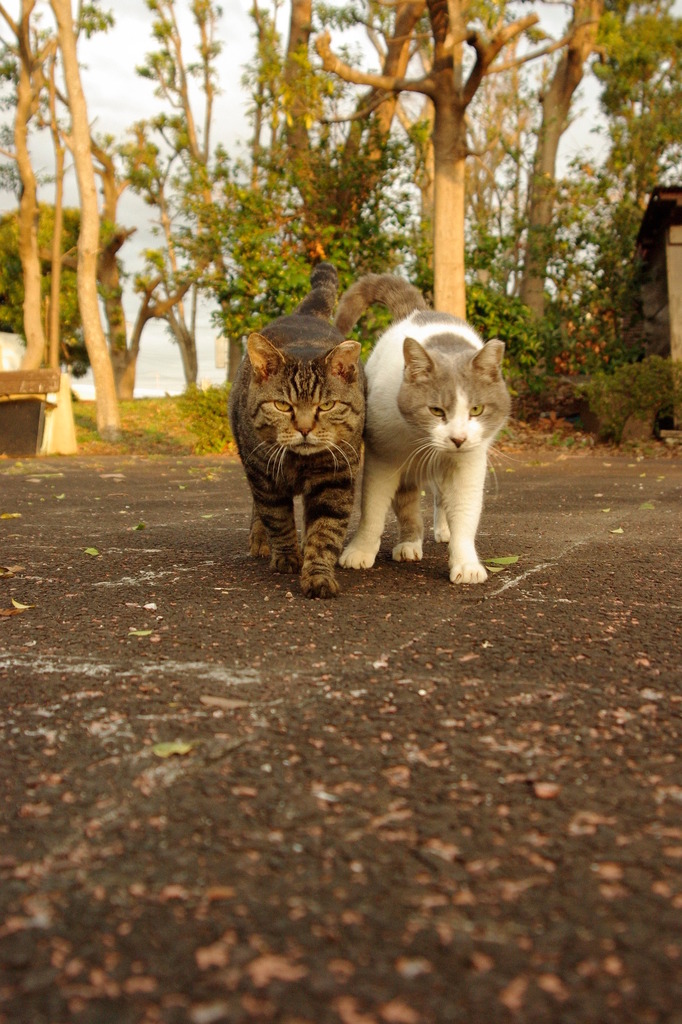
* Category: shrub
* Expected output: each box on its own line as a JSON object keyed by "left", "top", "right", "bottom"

{"left": 466, "top": 283, "right": 545, "bottom": 377}
{"left": 177, "top": 383, "right": 233, "bottom": 454}
{"left": 579, "top": 356, "right": 682, "bottom": 444}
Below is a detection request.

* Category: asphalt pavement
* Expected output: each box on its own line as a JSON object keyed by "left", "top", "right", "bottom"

{"left": 1, "top": 451, "right": 681, "bottom": 1024}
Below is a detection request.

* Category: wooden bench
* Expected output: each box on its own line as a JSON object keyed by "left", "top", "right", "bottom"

{"left": 0, "top": 369, "right": 61, "bottom": 457}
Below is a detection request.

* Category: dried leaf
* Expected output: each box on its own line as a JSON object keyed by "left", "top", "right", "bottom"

{"left": 152, "top": 741, "right": 193, "bottom": 758}
{"left": 609, "top": 527, "right": 624, "bottom": 534}
{"left": 0, "top": 512, "right": 21, "bottom": 519}
{"left": 639, "top": 501, "right": 655, "bottom": 510}
{"left": 533, "top": 781, "right": 561, "bottom": 800}
{"left": 499, "top": 975, "right": 528, "bottom": 1012}
{"left": 129, "top": 629, "right": 153, "bottom": 637}
{"left": 84, "top": 547, "right": 100, "bottom": 556}
{"left": 11, "top": 598, "right": 34, "bottom": 611}
{"left": 199, "top": 695, "right": 250, "bottom": 710}
{"left": 0, "top": 565, "right": 24, "bottom": 577}
{"left": 246, "top": 953, "right": 308, "bottom": 987}
{"left": 379, "top": 1001, "right": 420, "bottom": 1024}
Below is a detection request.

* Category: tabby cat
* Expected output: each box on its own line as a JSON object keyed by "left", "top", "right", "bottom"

{"left": 334, "top": 274, "right": 510, "bottom": 584}
{"left": 228, "top": 263, "right": 365, "bottom": 599}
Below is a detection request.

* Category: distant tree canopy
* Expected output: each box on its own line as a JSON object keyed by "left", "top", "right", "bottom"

{"left": 0, "top": 205, "right": 88, "bottom": 374}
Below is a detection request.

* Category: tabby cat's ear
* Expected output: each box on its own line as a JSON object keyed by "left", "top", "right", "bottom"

{"left": 472, "top": 339, "right": 505, "bottom": 381}
{"left": 326, "top": 340, "right": 361, "bottom": 382}
{"left": 247, "top": 333, "right": 285, "bottom": 382}
{"left": 403, "top": 337, "right": 433, "bottom": 382}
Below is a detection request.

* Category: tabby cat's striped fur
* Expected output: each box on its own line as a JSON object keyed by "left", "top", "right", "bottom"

{"left": 228, "top": 263, "right": 365, "bottom": 599}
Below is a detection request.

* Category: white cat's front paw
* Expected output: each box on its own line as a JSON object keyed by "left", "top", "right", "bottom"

{"left": 392, "top": 540, "right": 423, "bottom": 562}
{"left": 449, "top": 561, "right": 488, "bottom": 584}
{"left": 433, "top": 524, "right": 450, "bottom": 543}
{"left": 339, "top": 541, "right": 378, "bottom": 570}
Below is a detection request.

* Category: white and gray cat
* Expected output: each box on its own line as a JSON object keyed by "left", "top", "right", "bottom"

{"left": 334, "top": 274, "right": 511, "bottom": 584}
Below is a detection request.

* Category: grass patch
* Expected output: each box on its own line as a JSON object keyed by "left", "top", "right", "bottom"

{"left": 73, "top": 392, "right": 233, "bottom": 456}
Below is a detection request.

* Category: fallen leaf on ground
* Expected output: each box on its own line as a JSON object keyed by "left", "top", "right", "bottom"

{"left": 246, "top": 953, "right": 308, "bottom": 987}
{"left": 195, "top": 941, "right": 231, "bottom": 970}
{"left": 533, "top": 781, "right": 561, "bottom": 799}
{"left": 84, "top": 547, "right": 100, "bottom": 556}
{"left": 152, "top": 741, "right": 193, "bottom": 758}
{"left": 334, "top": 995, "right": 378, "bottom": 1024}
{"left": 379, "top": 999, "right": 419, "bottom": 1024}
{"left": 499, "top": 975, "right": 529, "bottom": 1012}
{"left": 199, "top": 695, "right": 250, "bottom": 710}
{"left": 0, "top": 512, "right": 21, "bottom": 519}
{"left": 609, "top": 527, "right": 624, "bottom": 534}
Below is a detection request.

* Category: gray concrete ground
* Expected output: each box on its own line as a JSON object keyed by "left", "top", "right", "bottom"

{"left": 0, "top": 451, "right": 681, "bottom": 1024}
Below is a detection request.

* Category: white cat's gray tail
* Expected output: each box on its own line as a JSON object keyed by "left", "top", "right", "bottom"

{"left": 334, "top": 274, "right": 427, "bottom": 334}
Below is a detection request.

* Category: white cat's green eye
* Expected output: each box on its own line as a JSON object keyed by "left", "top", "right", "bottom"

{"left": 470, "top": 404, "right": 484, "bottom": 417}
{"left": 318, "top": 400, "right": 336, "bottom": 412}
{"left": 273, "top": 400, "right": 292, "bottom": 412}
{"left": 429, "top": 406, "right": 446, "bottom": 419}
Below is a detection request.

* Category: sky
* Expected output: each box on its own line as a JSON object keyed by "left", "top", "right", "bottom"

{"left": 0, "top": 0, "right": 633, "bottom": 397}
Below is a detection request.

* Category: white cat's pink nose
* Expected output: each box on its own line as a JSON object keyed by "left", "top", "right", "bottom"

{"left": 450, "top": 436, "right": 465, "bottom": 448}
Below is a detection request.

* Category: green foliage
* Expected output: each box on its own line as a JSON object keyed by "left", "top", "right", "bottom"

{"left": 540, "top": 168, "right": 647, "bottom": 375}
{"left": 595, "top": 5, "right": 682, "bottom": 202}
{"left": 0, "top": 205, "right": 86, "bottom": 372}
{"left": 579, "top": 356, "right": 682, "bottom": 444}
{"left": 466, "top": 283, "right": 544, "bottom": 375}
{"left": 177, "top": 383, "right": 232, "bottom": 454}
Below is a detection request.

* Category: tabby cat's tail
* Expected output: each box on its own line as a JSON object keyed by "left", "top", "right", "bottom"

{"left": 294, "top": 262, "right": 339, "bottom": 321}
{"left": 334, "top": 274, "right": 427, "bottom": 335}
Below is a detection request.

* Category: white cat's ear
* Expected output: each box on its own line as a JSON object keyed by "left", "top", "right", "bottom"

{"left": 327, "top": 340, "right": 361, "bottom": 382}
{"left": 472, "top": 339, "right": 505, "bottom": 380}
{"left": 403, "top": 337, "right": 433, "bottom": 382}
{"left": 247, "top": 333, "right": 285, "bottom": 381}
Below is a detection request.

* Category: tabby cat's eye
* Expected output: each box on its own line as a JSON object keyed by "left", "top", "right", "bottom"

{"left": 429, "top": 406, "right": 446, "bottom": 419}
{"left": 273, "top": 400, "right": 292, "bottom": 412}
{"left": 470, "top": 404, "right": 484, "bottom": 417}
{"left": 318, "top": 400, "right": 336, "bottom": 412}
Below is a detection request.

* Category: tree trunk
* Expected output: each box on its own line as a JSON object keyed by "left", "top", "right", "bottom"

{"left": 284, "top": 0, "right": 312, "bottom": 162}
{"left": 167, "top": 307, "right": 198, "bottom": 384}
{"left": 91, "top": 141, "right": 136, "bottom": 398}
{"left": 98, "top": 230, "right": 133, "bottom": 397}
{"left": 15, "top": 0, "right": 47, "bottom": 369}
{"left": 431, "top": 79, "right": 467, "bottom": 316}
{"left": 520, "top": 0, "right": 603, "bottom": 317}
{"left": 48, "top": 144, "right": 65, "bottom": 370}
{"left": 50, "top": 0, "right": 120, "bottom": 439}
{"left": 430, "top": 0, "right": 466, "bottom": 316}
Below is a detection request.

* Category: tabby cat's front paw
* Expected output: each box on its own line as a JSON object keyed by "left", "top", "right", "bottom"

{"left": 249, "top": 519, "right": 270, "bottom": 557}
{"left": 392, "top": 540, "right": 423, "bottom": 562}
{"left": 449, "top": 561, "right": 488, "bottom": 584}
{"left": 301, "top": 570, "right": 340, "bottom": 599}
{"left": 271, "top": 550, "right": 303, "bottom": 574}
{"left": 339, "top": 541, "right": 378, "bottom": 570}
